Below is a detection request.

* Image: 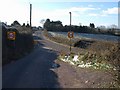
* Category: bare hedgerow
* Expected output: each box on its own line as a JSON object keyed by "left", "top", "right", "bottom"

{"left": 2, "top": 24, "right": 33, "bottom": 65}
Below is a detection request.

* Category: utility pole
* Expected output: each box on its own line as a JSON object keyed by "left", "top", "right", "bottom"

{"left": 70, "top": 12, "right": 71, "bottom": 27}
{"left": 30, "top": 4, "right": 32, "bottom": 28}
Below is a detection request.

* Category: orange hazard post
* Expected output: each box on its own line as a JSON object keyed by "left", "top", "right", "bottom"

{"left": 7, "top": 31, "right": 16, "bottom": 40}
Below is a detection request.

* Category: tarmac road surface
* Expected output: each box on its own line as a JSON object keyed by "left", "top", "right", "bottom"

{"left": 3, "top": 31, "right": 60, "bottom": 88}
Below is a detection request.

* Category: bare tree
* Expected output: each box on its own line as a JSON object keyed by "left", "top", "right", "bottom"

{"left": 110, "top": 24, "right": 118, "bottom": 29}
{"left": 90, "top": 23, "right": 95, "bottom": 28}
{"left": 40, "top": 19, "right": 45, "bottom": 27}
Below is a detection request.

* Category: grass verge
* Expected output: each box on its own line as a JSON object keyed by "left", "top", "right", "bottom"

{"left": 43, "top": 30, "right": 120, "bottom": 87}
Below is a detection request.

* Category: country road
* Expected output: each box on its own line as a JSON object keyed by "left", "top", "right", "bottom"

{"left": 2, "top": 31, "right": 118, "bottom": 88}
{"left": 3, "top": 31, "right": 61, "bottom": 88}
{"left": 3, "top": 30, "right": 79, "bottom": 88}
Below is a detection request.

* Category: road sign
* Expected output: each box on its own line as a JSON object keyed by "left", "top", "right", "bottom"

{"left": 7, "top": 31, "right": 16, "bottom": 40}
{"left": 68, "top": 31, "right": 74, "bottom": 38}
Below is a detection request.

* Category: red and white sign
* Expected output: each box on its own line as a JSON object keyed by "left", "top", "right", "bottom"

{"left": 7, "top": 31, "right": 16, "bottom": 40}
{"left": 68, "top": 31, "right": 74, "bottom": 38}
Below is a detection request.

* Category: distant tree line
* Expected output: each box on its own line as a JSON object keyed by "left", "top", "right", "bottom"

{"left": 11, "top": 20, "right": 30, "bottom": 27}
{"left": 43, "top": 19, "right": 120, "bottom": 36}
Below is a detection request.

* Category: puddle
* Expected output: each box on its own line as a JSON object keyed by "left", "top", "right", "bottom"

{"left": 51, "top": 63, "right": 60, "bottom": 69}
{"left": 43, "top": 46, "right": 53, "bottom": 50}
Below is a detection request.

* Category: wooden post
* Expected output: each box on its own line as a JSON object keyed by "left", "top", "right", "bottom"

{"left": 69, "top": 12, "right": 72, "bottom": 54}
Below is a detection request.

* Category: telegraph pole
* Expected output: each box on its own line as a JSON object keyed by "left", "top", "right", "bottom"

{"left": 70, "top": 12, "right": 71, "bottom": 27}
{"left": 30, "top": 4, "right": 32, "bottom": 28}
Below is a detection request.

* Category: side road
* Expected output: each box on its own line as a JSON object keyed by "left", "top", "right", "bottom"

{"left": 37, "top": 31, "right": 86, "bottom": 54}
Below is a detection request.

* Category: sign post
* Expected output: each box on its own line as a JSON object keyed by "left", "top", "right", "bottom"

{"left": 68, "top": 12, "right": 73, "bottom": 54}
{"left": 68, "top": 31, "right": 74, "bottom": 54}
{"left": 7, "top": 31, "right": 16, "bottom": 49}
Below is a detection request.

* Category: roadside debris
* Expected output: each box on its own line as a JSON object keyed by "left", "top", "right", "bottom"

{"left": 58, "top": 53, "right": 116, "bottom": 70}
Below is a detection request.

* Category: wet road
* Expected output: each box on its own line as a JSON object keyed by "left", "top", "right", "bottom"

{"left": 2, "top": 31, "right": 60, "bottom": 88}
